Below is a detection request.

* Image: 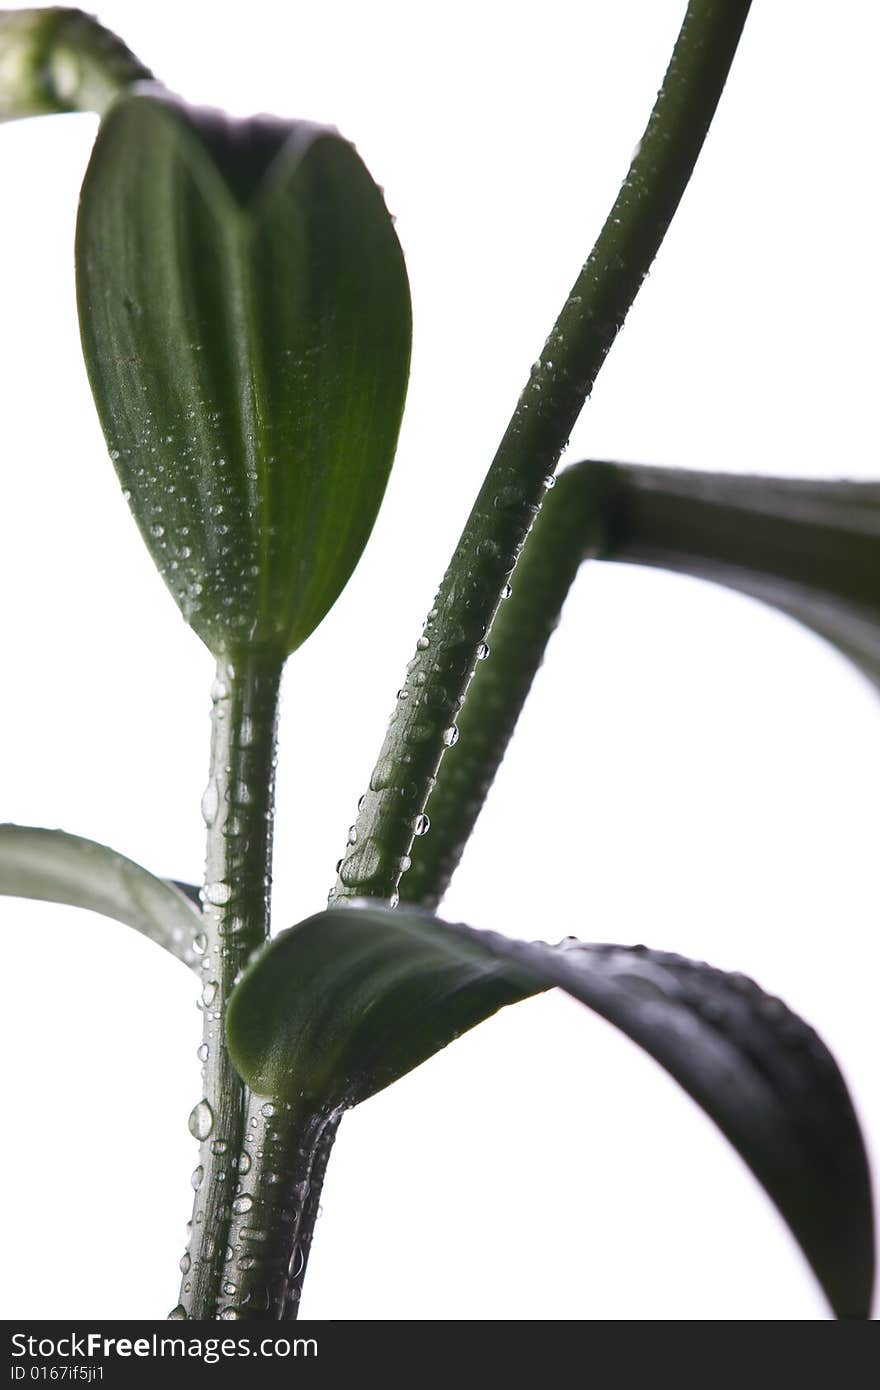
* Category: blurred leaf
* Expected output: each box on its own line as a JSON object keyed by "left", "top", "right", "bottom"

{"left": 0, "top": 7, "right": 150, "bottom": 121}
{"left": 0, "top": 823, "right": 201, "bottom": 968}
{"left": 76, "top": 87, "right": 411, "bottom": 658}
{"left": 227, "top": 903, "right": 874, "bottom": 1318}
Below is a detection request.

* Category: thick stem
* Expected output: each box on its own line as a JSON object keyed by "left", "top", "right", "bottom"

{"left": 282, "top": 1111, "right": 341, "bottom": 1319}
{"left": 330, "top": 0, "right": 753, "bottom": 909}
{"left": 177, "top": 650, "right": 282, "bottom": 1320}
{"left": 216, "top": 1100, "right": 339, "bottom": 1319}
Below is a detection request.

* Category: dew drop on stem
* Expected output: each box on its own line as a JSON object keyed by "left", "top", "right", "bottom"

{"left": 188, "top": 1099, "right": 215, "bottom": 1141}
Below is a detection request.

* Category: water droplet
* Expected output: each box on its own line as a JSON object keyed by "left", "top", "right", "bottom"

{"left": 346, "top": 825, "right": 358, "bottom": 846}
{"left": 167, "top": 1305, "right": 187, "bottom": 1321}
{"left": 413, "top": 814, "right": 430, "bottom": 836}
{"left": 192, "top": 932, "right": 208, "bottom": 956}
{"left": 357, "top": 794, "right": 367, "bottom": 812}
{"left": 416, "top": 636, "right": 430, "bottom": 650}
{"left": 201, "top": 781, "right": 220, "bottom": 827}
{"left": 150, "top": 524, "right": 165, "bottom": 539}
{"left": 179, "top": 1252, "right": 191, "bottom": 1275}
{"left": 201, "top": 981, "right": 218, "bottom": 1008}
{"left": 197, "top": 1043, "right": 210, "bottom": 1063}
{"left": 339, "top": 837, "right": 383, "bottom": 888}
{"left": 543, "top": 474, "right": 556, "bottom": 489}
{"left": 191, "top": 1165, "right": 204, "bottom": 1191}
{"left": 476, "top": 642, "right": 490, "bottom": 660}
{"left": 389, "top": 891, "right": 400, "bottom": 908}
{"left": 204, "top": 882, "right": 232, "bottom": 907}
{"left": 442, "top": 725, "right": 459, "bottom": 747}
{"left": 211, "top": 1138, "right": 228, "bottom": 1156}
{"left": 232, "top": 1194, "right": 253, "bottom": 1216}
{"left": 501, "top": 583, "right": 512, "bottom": 599}
{"left": 223, "top": 1280, "right": 237, "bottom": 1296}
{"left": 188, "top": 1099, "right": 214, "bottom": 1141}
{"left": 238, "top": 1150, "right": 252, "bottom": 1175}
{"left": 211, "top": 676, "right": 229, "bottom": 703}
{"left": 260, "top": 1102, "right": 276, "bottom": 1119}
{"left": 219, "top": 1308, "right": 241, "bottom": 1320}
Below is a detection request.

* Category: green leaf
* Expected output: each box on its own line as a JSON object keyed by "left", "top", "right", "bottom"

{"left": 227, "top": 904, "right": 874, "bottom": 1319}
{"left": 76, "top": 86, "right": 411, "bottom": 659}
{"left": 0, "top": 8, "right": 150, "bottom": 121}
{"left": 600, "top": 465, "right": 880, "bottom": 690}
{"left": 0, "top": 823, "right": 201, "bottom": 968}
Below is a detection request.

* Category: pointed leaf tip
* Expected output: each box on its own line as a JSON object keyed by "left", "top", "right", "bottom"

{"left": 227, "top": 904, "right": 874, "bottom": 1319}
{"left": 76, "top": 87, "right": 411, "bottom": 659}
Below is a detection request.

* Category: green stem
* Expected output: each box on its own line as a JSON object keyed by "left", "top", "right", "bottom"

{"left": 331, "top": 0, "right": 753, "bottom": 908}
{"left": 0, "top": 8, "right": 151, "bottom": 122}
{"left": 179, "top": 650, "right": 282, "bottom": 1320}
{"left": 401, "top": 462, "right": 616, "bottom": 909}
{"left": 282, "top": 1111, "right": 341, "bottom": 1319}
{"left": 217, "top": 1100, "right": 338, "bottom": 1319}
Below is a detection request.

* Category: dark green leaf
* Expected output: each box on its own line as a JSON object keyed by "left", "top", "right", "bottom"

{"left": 227, "top": 903, "right": 874, "bottom": 1318}
{"left": 76, "top": 86, "right": 411, "bottom": 659}
{"left": 0, "top": 823, "right": 201, "bottom": 968}
{"left": 601, "top": 465, "right": 880, "bottom": 689}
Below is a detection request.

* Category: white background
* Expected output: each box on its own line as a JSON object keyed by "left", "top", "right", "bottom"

{"left": 1, "top": 0, "right": 877, "bottom": 1319}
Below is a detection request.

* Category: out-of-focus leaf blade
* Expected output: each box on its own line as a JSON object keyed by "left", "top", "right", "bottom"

{"left": 0, "top": 823, "right": 201, "bottom": 968}
{"left": 76, "top": 87, "right": 411, "bottom": 659}
{"left": 227, "top": 903, "right": 874, "bottom": 1318}
{"left": 0, "top": 8, "right": 150, "bottom": 121}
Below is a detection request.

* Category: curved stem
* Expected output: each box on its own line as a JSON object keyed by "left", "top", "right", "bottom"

{"left": 401, "top": 462, "right": 616, "bottom": 909}
{"left": 405, "top": 459, "right": 880, "bottom": 909}
{"left": 179, "top": 650, "right": 282, "bottom": 1319}
{"left": 331, "top": 0, "right": 754, "bottom": 908}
